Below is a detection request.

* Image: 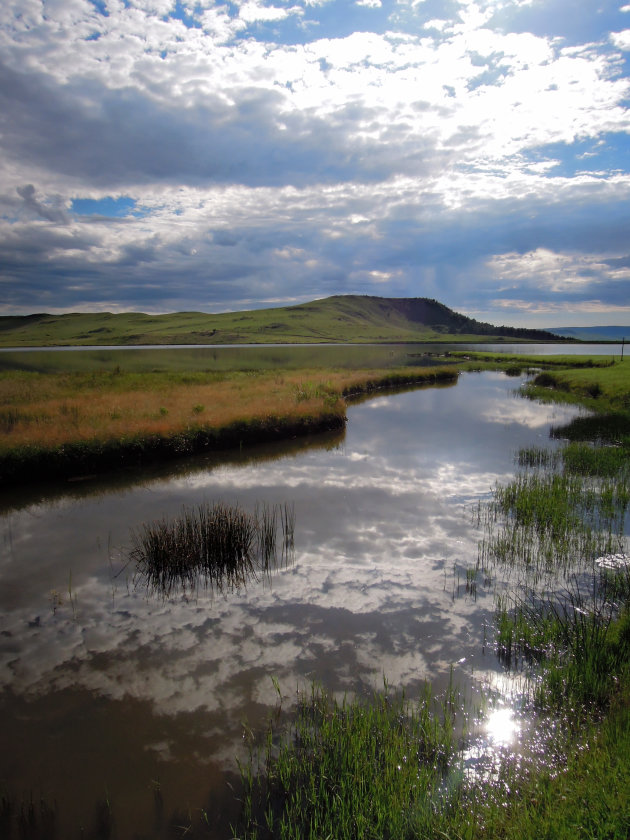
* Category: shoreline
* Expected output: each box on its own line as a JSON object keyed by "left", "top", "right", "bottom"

{"left": 0, "top": 368, "right": 458, "bottom": 488}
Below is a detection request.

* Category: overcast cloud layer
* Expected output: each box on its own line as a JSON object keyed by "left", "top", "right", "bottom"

{"left": 1, "top": 0, "right": 630, "bottom": 325}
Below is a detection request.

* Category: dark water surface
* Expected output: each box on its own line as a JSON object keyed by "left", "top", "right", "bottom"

{"left": 0, "top": 370, "right": 583, "bottom": 837}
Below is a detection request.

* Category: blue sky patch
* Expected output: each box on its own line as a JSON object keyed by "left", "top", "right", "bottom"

{"left": 527, "top": 133, "right": 630, "bottom": 178}
{"left": 87, "top": 0, "right": 109, "bottom": 16}
{"left": 166, "top": 1, "right": 202, "bottom": 29}
{"left": 71, "top": 197, "right": 142, "bottom": 218}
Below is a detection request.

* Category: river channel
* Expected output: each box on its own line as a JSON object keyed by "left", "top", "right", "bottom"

{"left": 0, "top": 346, "right": 606, "bottom": 837}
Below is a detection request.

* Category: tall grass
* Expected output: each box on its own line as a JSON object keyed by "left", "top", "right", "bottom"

{"left": 131, "top": 502, "right": 295, "bottom": 597}
{"left": 482, "top": 410, "right": 630, "bottom": 714}
{"left": 495, "top": 569, "right": 630, "bottom": 709}
{"left": 233, "top": 683, "right": 460, "bottom": 840}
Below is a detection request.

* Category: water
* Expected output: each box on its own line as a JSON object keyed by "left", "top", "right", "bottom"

{"left": 0, "top": 341, "right": 625, "bottom": 375}
{"left": 0, "top": 370, "right": 583, "bottom": 837}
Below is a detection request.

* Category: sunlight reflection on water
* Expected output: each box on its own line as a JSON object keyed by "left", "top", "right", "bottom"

{"left": 486, "top": 707, "right": 520, "bottom": 745}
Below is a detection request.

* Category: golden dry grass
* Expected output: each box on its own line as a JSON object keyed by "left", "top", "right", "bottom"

{"left": 1, "top": 367, "right": 454, "bottom": 453}
{"left": 0, "top": 373, "right": 324, "bottom": 449}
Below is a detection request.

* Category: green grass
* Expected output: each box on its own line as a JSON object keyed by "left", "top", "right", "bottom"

{"left": 519, "top": 358, "right": 630, "bottom": 414}
{"left": 234, "top": 683, "right": 460, "bottom": 840}
{"left": 483, "top": 394, "right": 630, "bottom": 709}
{"left": 477, "top": 468, "right": 627, "bottom": 577}
{"left": 0, "top": 296, "right": 563, "bottom": 347}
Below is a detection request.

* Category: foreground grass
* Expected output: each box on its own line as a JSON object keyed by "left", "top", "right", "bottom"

{"left": 235, "top": 685, "right": 459, "bottom": 840}
{"left": 0, "top": 366, "right": 457, "bottom": 485}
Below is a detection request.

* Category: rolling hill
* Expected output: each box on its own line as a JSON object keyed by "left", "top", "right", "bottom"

{"left": 0, "top": 295, "right": 564, "bottom": 347}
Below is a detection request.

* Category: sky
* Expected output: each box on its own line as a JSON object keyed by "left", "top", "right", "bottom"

{"left": 1, "top": 0, "right": 630, "bottom": 326}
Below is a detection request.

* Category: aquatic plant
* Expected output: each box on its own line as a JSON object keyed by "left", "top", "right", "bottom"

{"left": 496, "top": 564, "right": 630, "bottom": 710}
{"left": 131, "top": 501, "right": 295, "bottom": 597}
{"left": 478, "top": 462, "right": 629, "bottom": 582}
{"left": 483, "top": 405, "right": 630, "bottom": 713}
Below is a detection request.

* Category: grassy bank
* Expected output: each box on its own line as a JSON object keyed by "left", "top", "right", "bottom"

{"left": 0, "top": 366, "right": 457, "bottom": 486}
{"left": 454, "top": 351, "right": 629, "bottom": 410}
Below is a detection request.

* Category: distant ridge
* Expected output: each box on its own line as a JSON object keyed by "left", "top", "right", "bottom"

{"left": 0, "top": 295, "right": 565, "bottom": 347}
{"left": 548, "top": 326, "right": 628, "bottom": 342}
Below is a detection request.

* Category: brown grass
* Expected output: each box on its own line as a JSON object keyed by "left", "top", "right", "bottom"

{"left": 0, "top": 372, "right": 339, "bottom": 449}
{"left": 1, "top": 368, "right": 452, "bottom": 448}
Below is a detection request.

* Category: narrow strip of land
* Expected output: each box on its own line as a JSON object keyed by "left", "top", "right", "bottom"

{"left": 0, "top": 366, "right": 457, "bottom": 486}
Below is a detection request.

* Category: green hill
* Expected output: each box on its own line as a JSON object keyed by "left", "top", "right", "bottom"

{"left": 0, "top": 295, "right": 563, "bottom": 347}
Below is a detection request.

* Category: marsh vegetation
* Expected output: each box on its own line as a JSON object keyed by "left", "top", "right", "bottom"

{"left": 232, "top": 367, "right": 630, "bottom": 840}
{"left": 131, "top": 502, "right": 295, "bottom": 598}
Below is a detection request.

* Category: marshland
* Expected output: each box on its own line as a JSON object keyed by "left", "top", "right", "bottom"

{"left": 0, "top": 342, "right": 628, "bottom": 839}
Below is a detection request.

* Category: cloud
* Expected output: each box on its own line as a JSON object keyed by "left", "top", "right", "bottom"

{"left": 0, "top": 0, "right": 629, "bottom": 323}
{"left": 486, "top": 248, "right": 630, "bottom": 295}
{"left": 16, "top": 184, "right": 69, "bottom": 224}
{"left": 238, "top": 1, "right": 303, "bottom": 24}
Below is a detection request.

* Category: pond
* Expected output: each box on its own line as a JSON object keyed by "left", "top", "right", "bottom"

{"left": 0, "top": 367, "right": 585, "bottom": 837}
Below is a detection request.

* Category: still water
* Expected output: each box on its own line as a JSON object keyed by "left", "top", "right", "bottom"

{"left": 0, "top": 369, "right": 582, "bottom": 837}
{"left": 0, "top": 341, "right": 625, "bottom": 374}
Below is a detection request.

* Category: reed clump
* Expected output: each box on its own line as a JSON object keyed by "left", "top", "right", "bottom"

{"left": 131, "top": 501, "right": 294, "bottom": 597}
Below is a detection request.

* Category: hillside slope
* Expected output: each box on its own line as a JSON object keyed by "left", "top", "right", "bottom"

{"left": 0, "top": 295, "right": 563, "bottom": 347}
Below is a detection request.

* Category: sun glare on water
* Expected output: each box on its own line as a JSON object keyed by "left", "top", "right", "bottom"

{"left": 485, "top": 707, "right": 520, "bottom": 746}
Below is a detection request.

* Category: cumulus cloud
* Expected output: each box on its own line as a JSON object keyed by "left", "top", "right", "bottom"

{"left": 487, "top": 248, "right": 630, "bottom": 294}
{"left": 0, "top": 0, "right": 629, "bottom": 323}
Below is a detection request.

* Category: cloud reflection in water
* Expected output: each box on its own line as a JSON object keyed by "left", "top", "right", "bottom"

{"left": 0, "top": 373, "right": 582, "bottom": 781}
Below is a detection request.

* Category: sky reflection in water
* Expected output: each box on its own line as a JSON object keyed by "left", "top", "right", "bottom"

{"left": 0, "top": 371, "right": 583, "bottom": 832}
